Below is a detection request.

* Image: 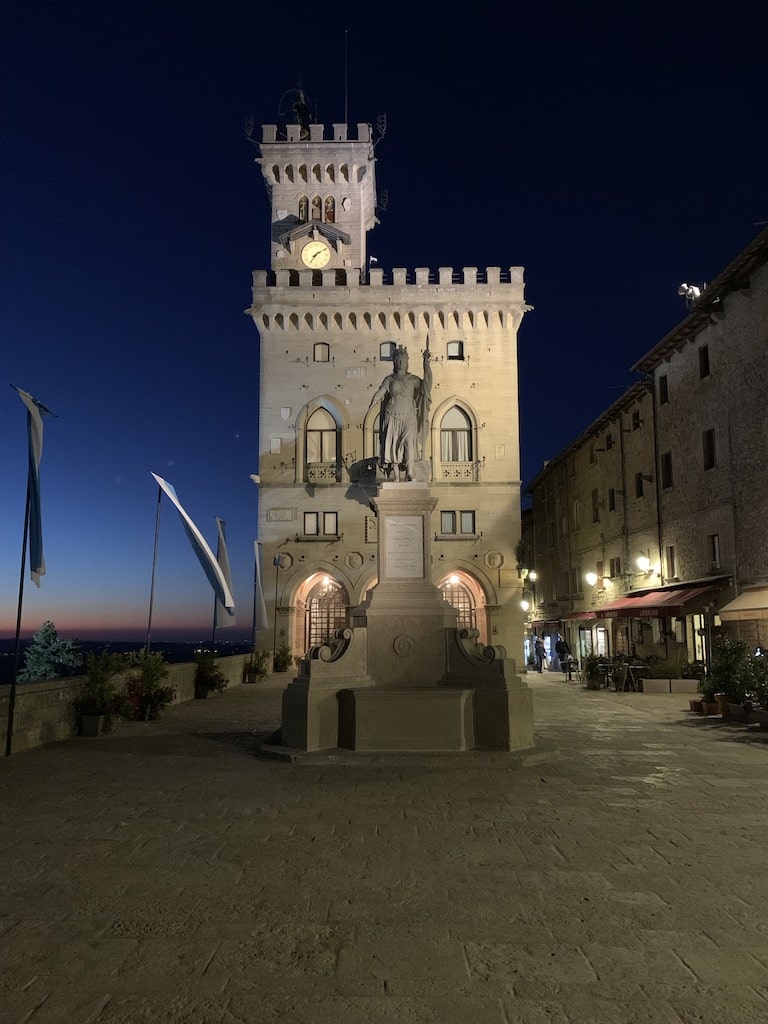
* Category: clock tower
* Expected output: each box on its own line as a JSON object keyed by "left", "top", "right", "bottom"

{"left": 257, "top": 120, "right": 377, "bottom": 273}
{"left": 247, "top": 107, "right": 533, "bottom": 753}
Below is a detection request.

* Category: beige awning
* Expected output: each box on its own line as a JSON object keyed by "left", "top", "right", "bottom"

{"left": 718, "top": 587, "right": 768, "bottom": 621}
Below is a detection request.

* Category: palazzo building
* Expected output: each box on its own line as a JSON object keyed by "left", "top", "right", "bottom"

{"left": 246, "top": 114, "right": 530, "bottom": 663}
{"left": 524, "top": 225, "right": 768, "bottom": 672}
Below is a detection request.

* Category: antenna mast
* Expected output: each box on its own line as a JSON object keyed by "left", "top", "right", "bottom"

{"left": 344, "top": 28, "right": 349, "bottom": 123}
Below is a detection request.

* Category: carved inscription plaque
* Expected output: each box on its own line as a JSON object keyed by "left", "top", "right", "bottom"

{"left": 385, "top": 516, "right": 424, "bottom": 579}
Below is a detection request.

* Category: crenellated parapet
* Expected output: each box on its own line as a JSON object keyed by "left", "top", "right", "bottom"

{"left": 260, "top": 123, "right": 372, "bottom": 145}
{"left": 252, "top": 266, "right": 525, "bottom": 289}
{"left": 248, "top": 266, "right": 530, "bottom": 333}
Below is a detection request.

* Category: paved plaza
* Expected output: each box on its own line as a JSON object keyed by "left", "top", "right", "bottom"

{"left": 2, "top": 672, "right": 768, "bottom": 1024}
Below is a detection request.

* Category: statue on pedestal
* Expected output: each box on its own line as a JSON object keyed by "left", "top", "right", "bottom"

{"left": 369, "top": 340, "right": 432, "bottom": 481}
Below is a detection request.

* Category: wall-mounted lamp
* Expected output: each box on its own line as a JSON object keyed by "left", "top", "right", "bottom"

{"left": 585, "top": 571, "right": 599, "bottom": 587}
{"left": 520, "top": 600, "right": 530, "bottom": 612}
{"left": 636, "top": 555, "right": 651, "bottom": 573}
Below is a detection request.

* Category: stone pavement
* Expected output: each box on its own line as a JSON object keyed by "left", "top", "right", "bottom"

{"left": 2, "top": 672, "right": 768, "bottom": 1024}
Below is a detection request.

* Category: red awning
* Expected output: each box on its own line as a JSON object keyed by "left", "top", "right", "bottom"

{"left": 595, "top": 585, "right": 714, "bottom": 618}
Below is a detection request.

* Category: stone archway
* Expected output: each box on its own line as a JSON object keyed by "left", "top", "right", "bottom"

{"left": 437, "top": 570, "right": 489, "bottom": 645}
{"left": 294, "top": 572, "right": 350, "bottom": 653}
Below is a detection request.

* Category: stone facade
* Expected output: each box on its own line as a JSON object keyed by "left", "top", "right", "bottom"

{"left": 525, "top": 226, "right": 768, "bottom": 668}
{"left": 248, "top": 122, "right": 531, "bottom": 662}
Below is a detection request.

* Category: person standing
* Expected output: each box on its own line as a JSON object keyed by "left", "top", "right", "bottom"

{"left": 555, "top": 634, "right": 572, "bottom": 680}
{"left": 534, "top": 636, "right": 546, "bottom": 673}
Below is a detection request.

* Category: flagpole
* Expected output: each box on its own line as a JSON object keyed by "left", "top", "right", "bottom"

{"left": 5, "top": 483, "right": 31, "bottom": 758}
{"left": 145, "top": 484, "right": 163, "bottom": 655}
{"left": 250, "top": 551, "right": 258, "bottom": 666}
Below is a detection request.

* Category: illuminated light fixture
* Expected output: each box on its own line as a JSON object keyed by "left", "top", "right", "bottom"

{"left": 520, "top": 600, "right": 530, "bottom": 611}
{"left": 322, "top": 575, "right": 330, "bottom": 586}
{"left": 528, "top": 570, "right": 538, "bottom": 582}
{"left": 449, "top": 574, "right": 460, "bottom": 585}
{"left": 636, "top": 555, "right": 651, "bottom": 573}
{"left": 585, "top": 571, "right": 599, "bottom": 587}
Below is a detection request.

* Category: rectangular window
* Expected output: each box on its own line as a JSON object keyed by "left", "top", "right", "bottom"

{"left": 570, "top": 567, "right": 582, "bottom": 594}
{"left": 313, "top": 342, "right": 330, "bottom": 362}
{"left": 379, "top": 342, "right": 396, "bottom": 361}
{"left": 446, "top": 340, "right": 464, "bottom": 360}
{"left": 708, "top": 533, "right": 721, "bottom": 569}
{"left": 568, "top": 456, "right": 576, "bottom": 477}
{"left": 605, "top": 432, "right": 614, "bottom": 451}
{"left": 661, "top": 451, "right": 673, "bottom": 489}
{"left": 608, "top": 487, "right": 616, "bottom": 512}
{"left": 703, "top": 428, "right": 716, "bottom": 470}
{"left": 635, "top": 472, "right": 644, "bottom": 498}
{"left": 632, "top": 410, "right": 641, "bottom": 431}
{"left": 699, "top": 344, "right": 710, "bottom": 379}
{"left": 588, "top": 443, "right": 596, "bottom": 465}
{"left": 304, "top": 511, "right": 338, "bottom": 536}
{"left": 591, "top": 489, "right": 600, "bottom": 523}
{"left": 572, "top": 500, "right": 580, "bottom": 530}
{"left": 304, "top": 512, "right": 318, "bottom": 535}
{"left": 440, "top": 510, "right": 476, "bottom": 535}
{"left": 665, "top": 545, "right": 676, "bottom": 579}
{"left": 659, "top": 375, "right": 669, "bottom": 404}
{"left": 609, "top": 556, "right": 622, "bottom": 578}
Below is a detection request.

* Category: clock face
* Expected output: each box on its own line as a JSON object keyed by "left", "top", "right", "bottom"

{"left": 301, "top": 239, "right": 331, "bottom": 268}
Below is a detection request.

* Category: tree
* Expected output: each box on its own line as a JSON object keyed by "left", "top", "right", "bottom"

{"left": 18, "top": 621, "right": 83, "bottom": 681}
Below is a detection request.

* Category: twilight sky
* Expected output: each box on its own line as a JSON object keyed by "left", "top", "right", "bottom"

{"left": 2, "top": 1, "right": 766, "bottom": 641}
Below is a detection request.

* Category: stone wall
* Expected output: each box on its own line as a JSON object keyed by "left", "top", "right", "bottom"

{"left": 0, "top": 654, "right": 255, "bottom": 755}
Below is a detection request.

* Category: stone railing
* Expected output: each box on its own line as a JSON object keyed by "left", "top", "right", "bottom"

{"left": 0, "top": 654, "right": 258, "bottom": 755}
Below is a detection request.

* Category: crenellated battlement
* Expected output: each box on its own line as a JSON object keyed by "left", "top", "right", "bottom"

{"left": 252, "top": 266, "right": 525, "bottom": 290}
{"left": 260, "top": 123, "right": 372, "bottom": 145}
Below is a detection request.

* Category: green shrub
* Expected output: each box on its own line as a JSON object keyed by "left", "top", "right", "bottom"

{"left": 125, "top": 650, "right": 175, "bottom": 720}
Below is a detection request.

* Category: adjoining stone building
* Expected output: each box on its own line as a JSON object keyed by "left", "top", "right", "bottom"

{"left": 246, "top": 115, "right": 531, "bottom": 665}
{"left": 525, "top": 226, "right": 768, "bottom": 672}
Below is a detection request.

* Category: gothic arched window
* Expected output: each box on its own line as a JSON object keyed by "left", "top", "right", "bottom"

{"left": 298, "top": 196, "right": 308, "bottom": 222}
{"left": 311, "top": 196, "right": 322, "bottom": 220}
{"left": 324, "top": 196, "right": 335, "bottom": 222}
{"left": 440, "top": 406, "right": 472, "bottom": 462}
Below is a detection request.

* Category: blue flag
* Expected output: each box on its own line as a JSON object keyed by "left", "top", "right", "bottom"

{"left": 13, "top": 387, "right": 55, "bottom": 587}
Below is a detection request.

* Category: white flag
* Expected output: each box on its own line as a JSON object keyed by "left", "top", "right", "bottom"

{"left": 253, "top": 541, "right": 268, "bottom": 631}
{"left": 151, "top": 473, "right": 235, "bottom": 612}
{"left": 214, "top": 518, "right": 236, "bottom": 628}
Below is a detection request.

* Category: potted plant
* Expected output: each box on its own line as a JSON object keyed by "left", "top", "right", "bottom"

{"left": 273, "top": 644, "right": 292, "bottom": 673}
{"left": 583, "top": 653, "right": 602, "bottom": 690}
{"left": 707, "top": 637, "right": 753, "bottom": 719}
{"left": 244, "top": 650, "right": 271, "bottom": 684}
{"left": 73, "top": 651, "right": 129, "bottom": 736}
{"left": 125, "top": 650, "right": 175, "bottom": 720}
{"left": 194, "top": 651, "right": 228, "bottom": 698}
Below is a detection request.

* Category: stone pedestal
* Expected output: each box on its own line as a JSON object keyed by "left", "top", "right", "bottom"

{"left": 354, "top": 483, "right": 458, "bottom": 689}
{"left": 338, "top": 687, "right": 474, "bottom": 751}
{"left": 277, "top": 482, "right": 534, "bottom": 755}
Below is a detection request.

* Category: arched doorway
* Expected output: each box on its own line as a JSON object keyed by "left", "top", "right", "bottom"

{"left": 294, "top": 572, "right": 348, "bottom": 651}
{"left": 437, "top": 571, "right": 488, "bottom": 644}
